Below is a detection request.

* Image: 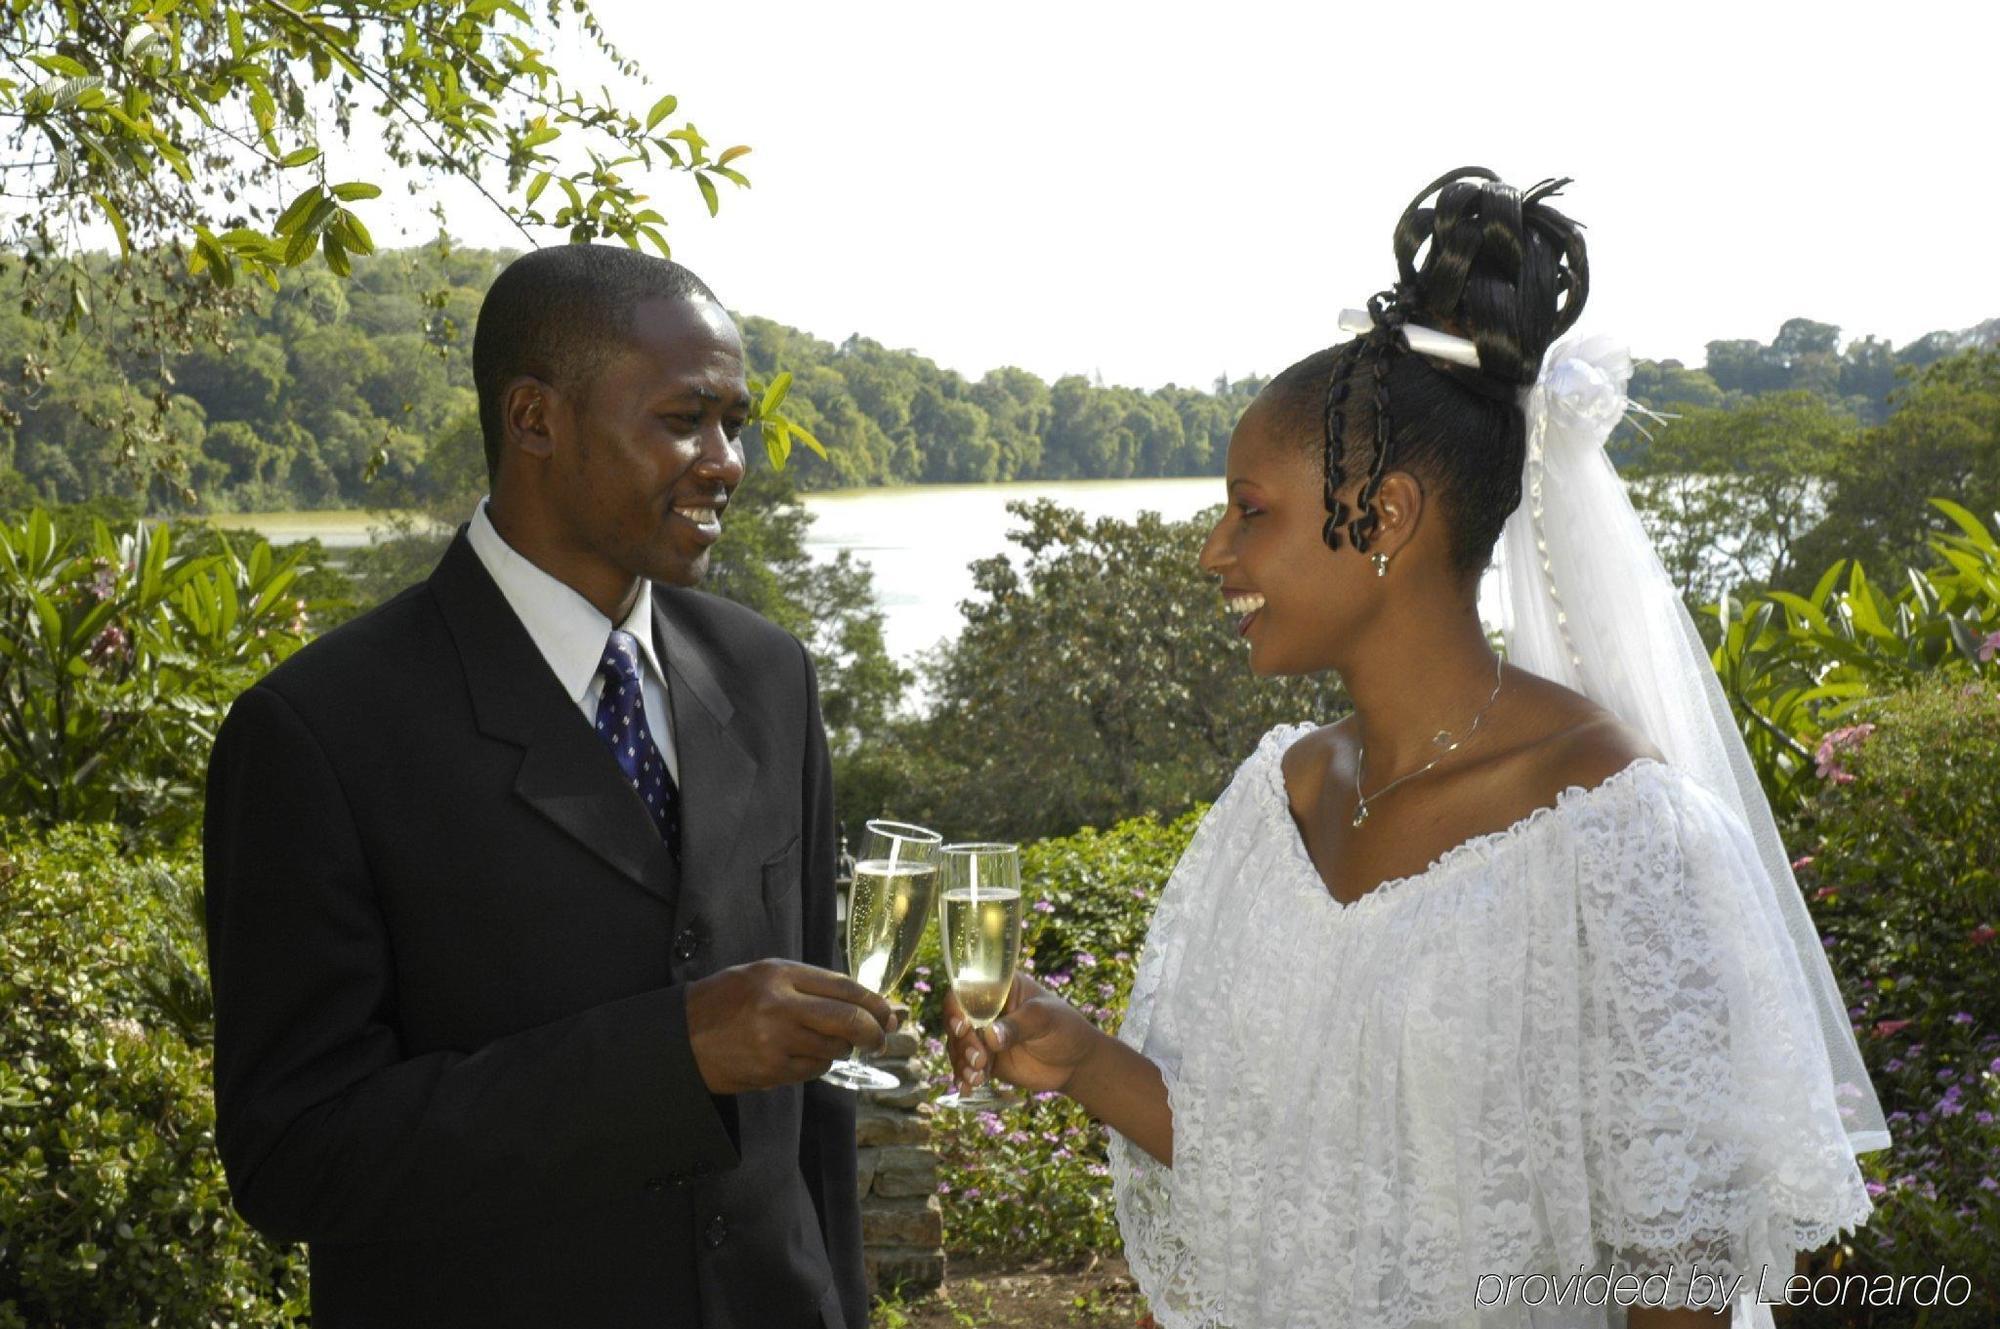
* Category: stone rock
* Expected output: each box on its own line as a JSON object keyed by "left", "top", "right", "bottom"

{"left": 854, "top": 1149, "right": 877, "bottom": 1196}
{"left": 855, "top": 1101, "right": 933, "bottom": 1148}
{"left": 865, "top": 1246, "right": 945, "bottom": 1296}
{"left": 870, "top": 1145, "right": 939, "bottom": 1198}
{"left": 862, "top": 1064, "right": 929, "bottom": 1110}
{"left": 861, "top": 1195, "right": 943, "bottom": 1247}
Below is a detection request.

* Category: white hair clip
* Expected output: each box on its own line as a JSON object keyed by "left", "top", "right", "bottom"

{"left": 1336, "top": 308, "right": 1483, "bottom": 370}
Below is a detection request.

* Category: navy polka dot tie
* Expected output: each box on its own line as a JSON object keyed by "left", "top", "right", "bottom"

{"left": 594, "top": 630, "right": 680, "bottom": 860}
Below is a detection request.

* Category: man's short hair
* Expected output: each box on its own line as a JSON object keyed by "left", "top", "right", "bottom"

{"left": 471, "top": 245, "right": 719, "bottom": 481}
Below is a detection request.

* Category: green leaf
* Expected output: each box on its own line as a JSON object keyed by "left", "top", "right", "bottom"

{"left": 1929, "top": 497, "right": 1992, "bottom": 544}
{"left": 519, "top": 125, "right": 560, "bottom": 150}
{"left": 30, "top": 54, "right": 90, "bottom": 77}
{"left": 791, "top": 421, "right": 827, "bottom": 461}
{"left": 765, "top": 426, "right": 789, "bottom": 471}
{"left": 331, "top": 181, "right": 382, "bottom": 201}
{"left": 337, "top": 210, "right": 375, "bottom": 255}
{"left": 122, "top": 24, "right": 163, "bottom": 61}
{"left": 525, "top": 171, "right": 551, "bottom": 206}
{"left": 278, "top": 146, "right": 322, "bottom": 168}
{"left": 645, "top": 93, "right": 678, "bottom": 131}
{"left": 322, "top": 229, "right": 350, "bottom": 278}
{"left": 32, "top": 593, "right": 63, "bottom": 648}
{"left": 273, "top": 185, "right": 325, "bottom": 237}
{"left": 710, "top": 165, "right": 750, "bottom": 189}
{"left": 695, "top": 172, "right": 718, "bottom": 217}
{"left": 760, "top": 371, "right": 792, "bottom": 416}
{"left": 91, "top": 193, "right": 130, "bottom": 258}
{"left": 716, "top": 144, "right": 751, "bottom": 166}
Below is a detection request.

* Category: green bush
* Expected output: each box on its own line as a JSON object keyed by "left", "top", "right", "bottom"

{"left": 925, "top": 808, "right": 1201, "bottom": 1261}
{"left": 0, "top": 509, "right": 322, "bottom": 846}
{"left": 1787, "top": 676, "right": 2000, "bottom": 1326}
{"left": 0, "top": 822, "right": 306, "bottom": 1327}
{"left": 1709, "top": 498, "right": 1999, "bottom": 812}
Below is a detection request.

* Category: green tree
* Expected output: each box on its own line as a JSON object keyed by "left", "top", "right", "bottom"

{"left": 1787, "top": 349, "right": 2000, "bottom": 587}
{"left": 862, "top": 501, "right": 1347, "bottom": 842}
{"left": 1624, "top": 391, "right": 1856, "bottom": 605}
{"left": 2, "top": 0, "right": 753, "bottom": 494}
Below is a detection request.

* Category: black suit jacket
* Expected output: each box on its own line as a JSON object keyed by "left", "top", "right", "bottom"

{"left": 203, "top": 531, "right": 865, "bottom": 1329}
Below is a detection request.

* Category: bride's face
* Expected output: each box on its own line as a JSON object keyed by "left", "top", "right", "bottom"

{"left": 1199, "top": 394, "right": 1372, "bottom": 677}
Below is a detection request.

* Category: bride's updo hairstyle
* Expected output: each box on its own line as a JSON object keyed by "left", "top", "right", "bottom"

{"left": 1268, "top": 166, "right": 1589, "bottom": 581}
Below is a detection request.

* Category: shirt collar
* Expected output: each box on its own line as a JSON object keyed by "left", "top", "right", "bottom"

{"left": 466, "top": 498, "right": 669, "bottom": 705}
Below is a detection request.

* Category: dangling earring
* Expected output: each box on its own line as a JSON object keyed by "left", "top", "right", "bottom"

{"left": 1372, "top": 552, "right": 1390, "bottom": 578}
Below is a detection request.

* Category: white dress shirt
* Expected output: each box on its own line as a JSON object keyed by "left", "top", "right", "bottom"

{"left": 466, "top": 498, "right": 680, "bottom": 783}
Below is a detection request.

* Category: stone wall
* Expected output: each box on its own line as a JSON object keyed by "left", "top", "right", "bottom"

{"left": 854, "top": 1004, "right": 945, "bottom": 1295}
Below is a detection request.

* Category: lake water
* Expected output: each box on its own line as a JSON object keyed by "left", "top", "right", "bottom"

{"left": 798, "top": 478, "right": 1227, "bottom": 663}
{"left": 216, "top": 476, "right": 1515, "bottom": 676}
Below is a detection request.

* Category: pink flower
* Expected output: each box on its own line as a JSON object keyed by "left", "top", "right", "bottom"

{"left": 1814, "top": 723, "right": 1876, "bottom": 783}
{"left": 1792, "top": 854, "right": 1816, "bottom": 871}
{"left": 1873, "top": 1018, "right": 1914, "bottom": 1039}
{"left": 1980, "top": 630, "right": 2000, "bottom": 664}
{"left": 1974, "top": 924, "right": 1998, "bottom": 946}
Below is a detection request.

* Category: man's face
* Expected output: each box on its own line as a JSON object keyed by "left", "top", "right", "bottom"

{"left": 546, "top": 297, "right": 750, "bottom": 591}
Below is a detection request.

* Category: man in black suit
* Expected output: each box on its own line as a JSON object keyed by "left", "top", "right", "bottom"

{"left": 203, "top": 246, "right": 892, "bottom": 1329}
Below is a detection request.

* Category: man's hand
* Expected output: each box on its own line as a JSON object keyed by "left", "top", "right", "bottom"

{"left": 686, "top": 960, "right": 897, "bottom": 1094}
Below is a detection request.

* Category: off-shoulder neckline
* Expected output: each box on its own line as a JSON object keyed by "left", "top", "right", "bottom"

{"left": 1257, "top": 721, "right": 1671, "bottom": 915}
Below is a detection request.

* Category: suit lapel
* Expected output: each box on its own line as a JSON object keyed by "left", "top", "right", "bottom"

{"left": 654, "top": 589, "right": 758, "bottom": 914}
{"left": 430, "top": 531, "right": 676, "bottom": 906}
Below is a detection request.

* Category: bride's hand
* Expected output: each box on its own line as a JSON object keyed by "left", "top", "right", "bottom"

{"left": 943, "top": 973, "right": 1100, "bottom": 1096}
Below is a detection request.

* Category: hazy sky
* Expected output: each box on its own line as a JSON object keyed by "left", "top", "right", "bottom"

{"left": 366, "top": 0, "right": 1997, "bottom": 391}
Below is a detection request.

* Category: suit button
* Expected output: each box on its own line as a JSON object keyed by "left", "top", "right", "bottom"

{"left": 673, "top": 925, "right": 702, "bottom": 962}
{"left": 703, "top": 1214, "right": 727, "bottom": 1249}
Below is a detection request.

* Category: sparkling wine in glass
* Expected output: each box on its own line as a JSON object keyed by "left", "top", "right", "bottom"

{"left": 935, "top": 841, "right": 1024, "bottom": 1110}
{"left": 822, "top": 819, "right": 942, "bottom": 1091}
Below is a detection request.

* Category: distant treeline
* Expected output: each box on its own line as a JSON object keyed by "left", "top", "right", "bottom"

{"left": 0, "top": 242, "right": 1991, "bottom": 513}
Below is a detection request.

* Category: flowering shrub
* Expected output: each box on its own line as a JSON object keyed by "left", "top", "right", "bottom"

{"left": 926, "top": 808, "right": 1203, "bottom": 1261}
{"left": 0, "top": 822, "right": 306, "bottom": 1326}
{"left": 0, "top": 509, "right": 323, "bottom": 845}
{"left": 1789, "top": 676, "right": 2000, "bottom": 1325}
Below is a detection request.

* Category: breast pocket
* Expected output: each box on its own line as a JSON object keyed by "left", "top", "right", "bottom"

{"left": 761, "top": 835, "right": 803, "bottom": 959}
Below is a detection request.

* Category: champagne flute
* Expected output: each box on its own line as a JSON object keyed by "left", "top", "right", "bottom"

{"left": 822, "top": 819, "right": 943, "bottom": 1091}
{"left": 935, "top": 841, "right": 1024, "bottom": 1109}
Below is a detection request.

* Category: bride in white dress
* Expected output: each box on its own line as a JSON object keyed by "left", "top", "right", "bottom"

{"left": 943, "top": 167, "right": 1888, "bottom": 1328}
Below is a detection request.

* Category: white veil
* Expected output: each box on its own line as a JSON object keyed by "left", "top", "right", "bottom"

{"left": 1494, "top": 333, "right": 1890, "bottom": 1154}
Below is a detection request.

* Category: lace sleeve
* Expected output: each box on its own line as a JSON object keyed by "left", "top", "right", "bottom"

{"left": 1566, "top": 765, "right": 1875, "bottom": 1310}
{"left": 1107, "top": 725, "right": 1309, "bottom": 1321}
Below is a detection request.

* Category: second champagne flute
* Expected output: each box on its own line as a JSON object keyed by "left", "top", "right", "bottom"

{"left": 936, "top": 841, "right": 1024, "bottom": 1110}
{"left": 822, "top": 819, "right": 942, "bottom": 1091}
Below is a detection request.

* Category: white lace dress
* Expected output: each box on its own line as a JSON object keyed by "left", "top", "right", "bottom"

{"left": 1109, "top": 724, "right": 1874, "bottom": 1329}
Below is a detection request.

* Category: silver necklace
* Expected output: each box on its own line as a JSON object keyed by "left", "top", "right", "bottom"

{"left": 1351, "top": 653, "right": 1506, "bottom": 828}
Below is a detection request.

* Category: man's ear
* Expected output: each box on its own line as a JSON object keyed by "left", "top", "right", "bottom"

{"left": 502, "top": 376, "right": 557, "bottom": 462}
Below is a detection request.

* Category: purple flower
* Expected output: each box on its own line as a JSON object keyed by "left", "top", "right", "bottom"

{"left": 912, "top": 980, "right": 930, "bottom": 994}
{"left": 1886, "top": 1059, "right": 1905, "bottom": 1073}
{"left": 1866, "top": 1181, "right": 1887, "bottom": 1197}
{"left": 1075, "top": 952, "right": 1097, "bottom": 969}
{"left": 1952, "top": 1012, "right": 1976, "bottom": 1026}
{"left": 1980, "top": 630, "right": 2000, "bottom": 664}
{"left": 1979, "top": 1112, "right": 1995, "bottom": 1126}
{"left": 1981, "top": 1177, "right": 2000, "bottom": 1193}
{"left": 1032, "top": 899, "right": 1055, "bottom": 914}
